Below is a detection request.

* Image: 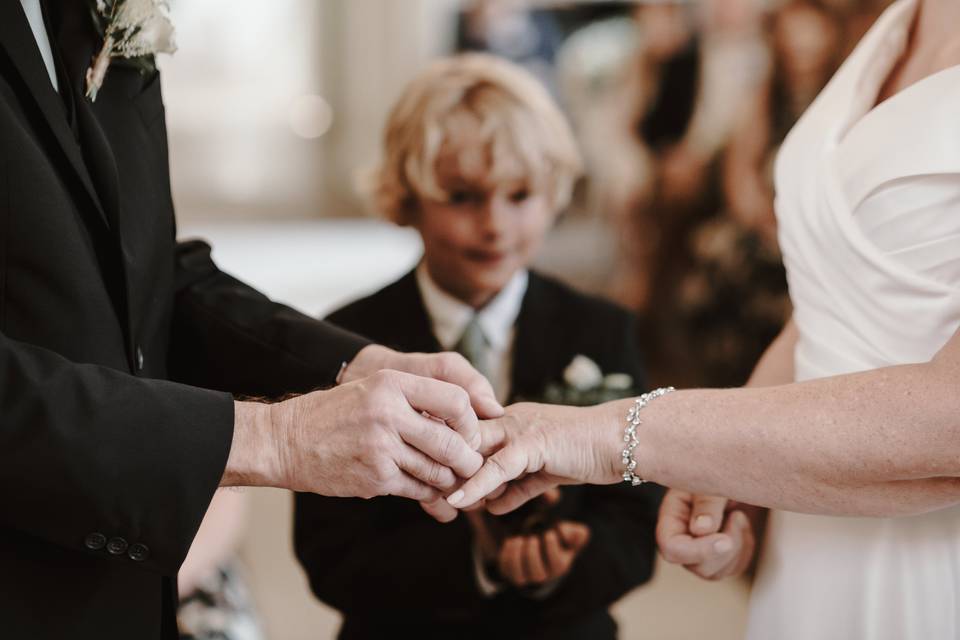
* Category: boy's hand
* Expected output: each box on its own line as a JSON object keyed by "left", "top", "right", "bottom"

{"left": 498, "top": 520, "right": 591, "bottom": 587}
{"left": 656, "top": 489, "right": 757, "bottom": 580}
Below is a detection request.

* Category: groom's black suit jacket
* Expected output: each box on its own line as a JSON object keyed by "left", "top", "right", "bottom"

{"left": 0, "top": 3, "right": 367, "bottom": 638}
{"left": 296, "top": 270, "right": 663, "bottom": 640}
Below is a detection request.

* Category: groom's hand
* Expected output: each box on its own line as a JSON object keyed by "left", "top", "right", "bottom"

{"left": 224, "top": 370, "right": 483, "bottom": 501}
{"left": 342, "top": 345, "right": 504, "bottom": 420}
{"left": 656, "top": 490, "right": 756, "bottom": 580}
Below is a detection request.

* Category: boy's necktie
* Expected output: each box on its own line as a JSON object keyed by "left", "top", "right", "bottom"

{"left": 454, "top": 314, "right": 493, "bottom": 384}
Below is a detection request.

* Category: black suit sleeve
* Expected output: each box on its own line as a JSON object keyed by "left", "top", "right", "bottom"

{"left": 168, "top": 240, "right": 371, "bottom": 398}
{"left": 294, "top": 492, "right": 486, "bottom": 619}
{"left": 0, "top": 330, "right": 234, "bottom": 577}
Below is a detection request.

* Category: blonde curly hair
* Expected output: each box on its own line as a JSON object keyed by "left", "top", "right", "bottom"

{"left": 375, "top": 53, "right": 583, "bottom": 225}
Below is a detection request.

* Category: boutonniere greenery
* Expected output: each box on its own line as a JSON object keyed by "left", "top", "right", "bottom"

{"left": 85, "top": 0, "right": 177, "bottom": 101}
{"left": 532, "top": 355, "right": 637, "bottom": 406}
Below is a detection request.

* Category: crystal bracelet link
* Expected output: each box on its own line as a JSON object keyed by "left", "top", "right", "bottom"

{"left": 623, "top": 387, "right": 675, "bottom": 486}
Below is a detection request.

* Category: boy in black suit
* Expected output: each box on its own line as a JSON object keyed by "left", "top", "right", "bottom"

{"left": 295, "top": 54, "right": 662, "bottom": 639}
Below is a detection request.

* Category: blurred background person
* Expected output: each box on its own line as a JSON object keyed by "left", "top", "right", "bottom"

{"left": 627, "top": 0, "right": 848, "bottom": 388}
{"left": 647, "top": 0, "right": 845, "bottom": 388}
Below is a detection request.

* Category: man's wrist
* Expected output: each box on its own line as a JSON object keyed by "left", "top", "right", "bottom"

{"left": 221, "top": 400, "right": 283, "bottom": 488}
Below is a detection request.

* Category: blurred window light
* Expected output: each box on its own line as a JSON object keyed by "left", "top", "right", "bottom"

{"left": 288, "top": 95, "right": 334, "bottom": 140}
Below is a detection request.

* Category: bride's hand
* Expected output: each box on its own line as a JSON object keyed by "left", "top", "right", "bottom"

{"left": 656, "top": 490, "right": 757, "bottom": 580}
{"left": 446, "top": 402, "right": 623, "bottom": 513}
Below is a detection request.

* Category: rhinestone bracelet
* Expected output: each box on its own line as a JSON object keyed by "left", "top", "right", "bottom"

{"left": 622, "top": 387, "right": 675, "bottom": 486}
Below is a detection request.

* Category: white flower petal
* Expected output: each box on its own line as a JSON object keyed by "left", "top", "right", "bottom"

{"left": 603, "top": 373, "right": 633, "bottom": 390}
{"left": 136, "top": 12, "right": 177, "bottom": 54}
{"left": 563, "top": 355, "right": 604, "bottom": 391}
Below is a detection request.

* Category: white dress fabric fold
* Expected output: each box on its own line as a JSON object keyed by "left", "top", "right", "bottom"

{"left": 746, "top": 1, "right": 960, "bottom": 638}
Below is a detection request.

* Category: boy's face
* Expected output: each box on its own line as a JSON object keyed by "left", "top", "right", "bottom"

{"left": 414, "top": 146, "right": 556, "bottom": 309}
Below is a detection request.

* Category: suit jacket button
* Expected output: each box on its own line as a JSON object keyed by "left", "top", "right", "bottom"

{"left": 84, "top": 532, "right": 107, "bottom": 550}
{"left": 106, "top": 537, "right": 128, "bottom": 555}
{"left": 128, "top": 543, "right": 150, "bottom": 562}
{"left": 136, "top": 346, "right": 145, "bottom": 371}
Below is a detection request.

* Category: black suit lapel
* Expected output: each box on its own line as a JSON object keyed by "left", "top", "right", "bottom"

{"left": 510, "top": 273, "right": 567, "bottom": 401}
{"left": 50, "top": 0, "right": 123, "bottom": 234}
{"left": 384, "top": 270, "right": 443, "bottom": 354}
{"left": 48, "top": 0, "right": 131, "bottom": 350}
{"left": 0, "top": 0, "right": 111, "bottom": 231}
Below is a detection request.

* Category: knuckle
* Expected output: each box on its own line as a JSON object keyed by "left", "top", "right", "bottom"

{"left": 439, "top": 352, "right": 465, "bottom": 373}
{"left": 699, "top": 496, "right": 726, "bottom": 510}
{"left": 361, "top": 428, "right": 392, "bottom": 454}
{"left": 370, "top": 459, "right": 396, "bottom": 487}
{"left": 409, "top": 483, "right": 432, "bottom": 501}
{"left": 426, "top": 462, "right": 445, "bottom": 485}
{"left": 354, "top": 429, "right": 377, "bottom": 456}
{"left": 372, "top": 369, "right": 400, "bottom": 389}
{"left": 451, "top": 385, "right": 470, "bottom": 409}
{"left": 660, "top": 548, "right": 683, "bottom": 565}
{"left": 377, "top": 428, "right": 399, "bottom": 450}
{"left": 437, "top": 430, "right": 459, "bottom": 463}
{"left": 357, "top": 395, "right": 388, "bottom": 428}
{"left": 486, "top": 453, "right": 511, "bottom": 479}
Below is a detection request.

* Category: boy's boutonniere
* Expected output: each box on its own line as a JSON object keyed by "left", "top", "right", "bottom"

{"left": 530, "top": 355, "right": 636, "bottom": 407}
{"left": 85, "top": 0, "right": 177, "bottom": 102}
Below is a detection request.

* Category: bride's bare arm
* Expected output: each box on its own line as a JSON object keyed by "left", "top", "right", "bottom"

{"left": 656, "top": 320, "right": 796, "bottom": 578}
{"left": 454, "top": 326, "right": 960, "bottom": 518}
{"left": 632, "top": 325, "right": 960, "bottom": 516}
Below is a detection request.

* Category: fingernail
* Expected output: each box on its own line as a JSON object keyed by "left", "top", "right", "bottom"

{"left": 695, "top": 515, "right": 713, "bottom": 531}
{"left": 447, "top": 490, "right": 465, "bottom": 506}
{"left": 470, "top": 433, "right": 482, "bottom": 450}
{"left": 714, "top": 538, "right": 733, "bottom": 554}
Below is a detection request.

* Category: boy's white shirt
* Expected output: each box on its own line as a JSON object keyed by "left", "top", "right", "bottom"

{"left": 20, "top": 0, "right": 59, "bottom": 92}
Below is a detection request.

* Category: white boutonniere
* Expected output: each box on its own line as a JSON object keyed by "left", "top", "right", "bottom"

{"left": 85, "top": 0, "right": 177, "bottom": 101}
{"left": 521, "top": 355, "right": 636, "bottom": 407}
{"left": 564, "top": 354, "right": 604, "bottom": 391}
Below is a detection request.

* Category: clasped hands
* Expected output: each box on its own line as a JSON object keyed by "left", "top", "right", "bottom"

{"left": 228, "top": 345, "right": 758, "bottom": 583}
{"left": 227, "top": 345, "right": 607, "bottom": 511}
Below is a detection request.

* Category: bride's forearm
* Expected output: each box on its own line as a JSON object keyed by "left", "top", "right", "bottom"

{"left": 619, "top": 359, "right": 960, "bottom": 517}
{"left": 452, "top": 333, "right": 960, "bottom": 517}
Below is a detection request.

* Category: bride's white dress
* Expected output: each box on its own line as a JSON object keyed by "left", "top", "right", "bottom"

{"left": 746, "top": 0, "right": 960, "bottom": 638}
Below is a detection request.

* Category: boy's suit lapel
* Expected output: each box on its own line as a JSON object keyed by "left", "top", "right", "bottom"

{"left": 384, "top": 270, "right": 444, "bottom": 354}
{"left": 510, "top": 273, "right": 568, "bottom": 402}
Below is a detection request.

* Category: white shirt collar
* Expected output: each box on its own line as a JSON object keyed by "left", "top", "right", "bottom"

{"left": 19, "top": 0, "right": 59, "bottom": 92}
{"left": 415, "top": 263, "right": 528, "bottom": 353}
